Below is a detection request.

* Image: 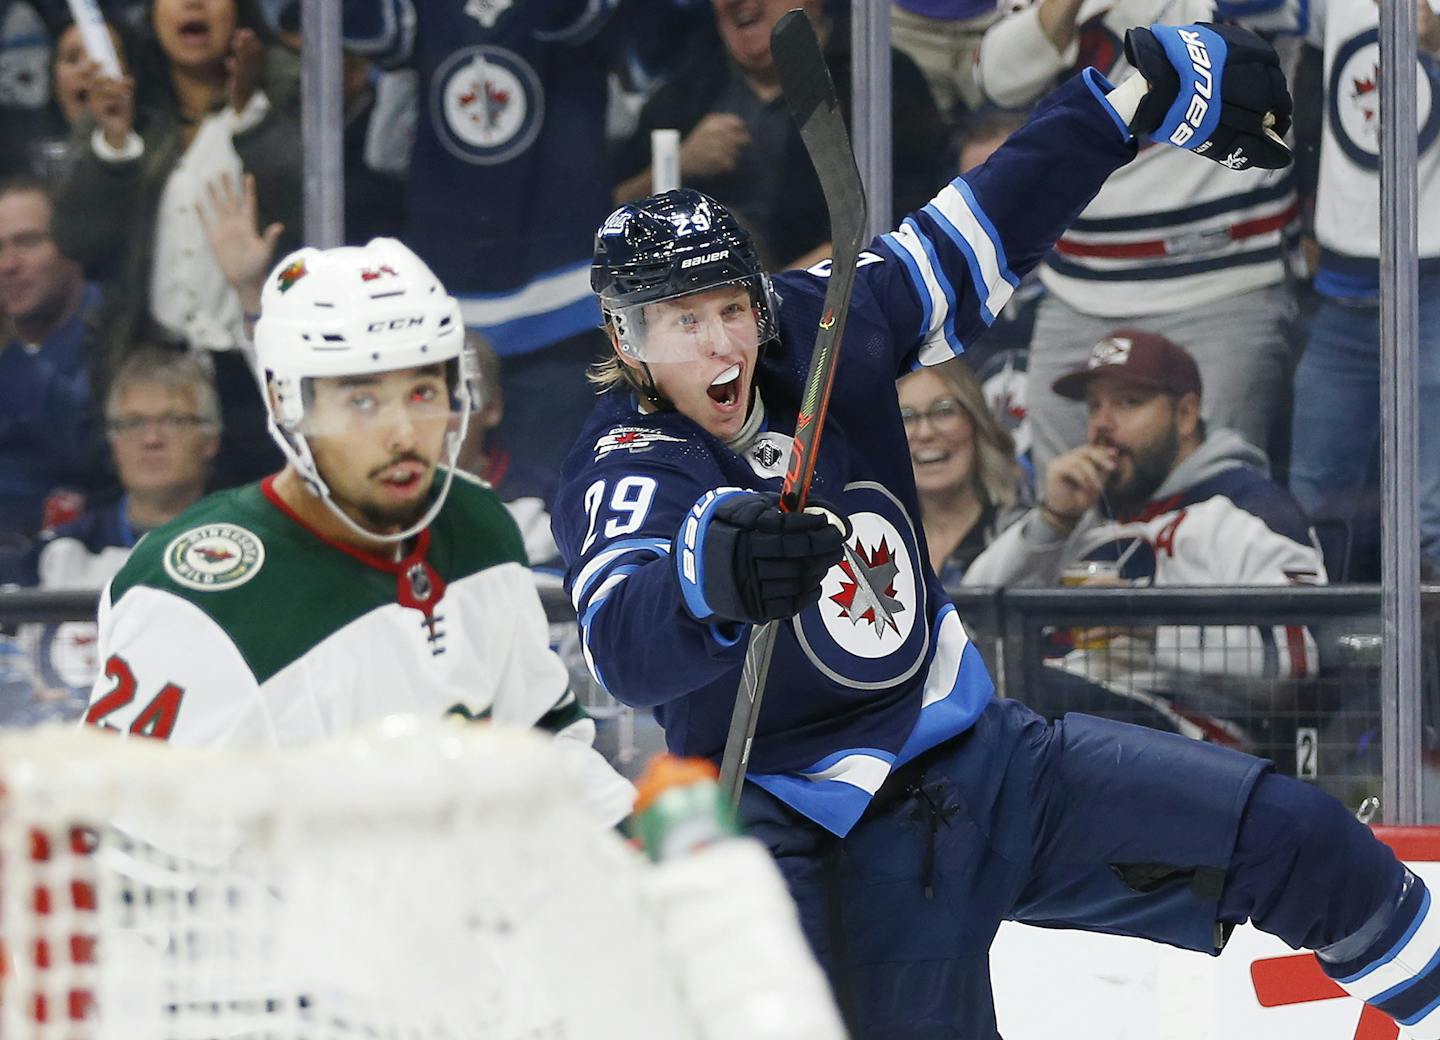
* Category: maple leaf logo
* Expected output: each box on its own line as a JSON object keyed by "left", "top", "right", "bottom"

{"left": 456, "top": 70, "right": 511, "bottom": 131}
{"left": 1352, "top": 65, "right": 1380, "bottom": 124}
{"left": 831, "top": 537, "right": 905, "bottom": 636}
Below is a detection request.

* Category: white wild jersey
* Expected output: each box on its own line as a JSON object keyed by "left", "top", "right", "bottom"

{"left": 85, "top": 471, "right": 634, "bottom": 825}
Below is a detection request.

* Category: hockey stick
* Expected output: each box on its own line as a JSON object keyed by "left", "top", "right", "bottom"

{"left": 717, "top": 8, "right": 868, "bottom": 809}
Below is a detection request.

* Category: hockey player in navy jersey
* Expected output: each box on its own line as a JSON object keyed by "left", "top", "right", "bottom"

{"left": 555, "top": 24, "right": 1435, "bottom": 1040}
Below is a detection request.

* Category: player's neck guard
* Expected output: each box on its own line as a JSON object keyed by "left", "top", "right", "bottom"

{"left": 724, "top": 389, "right": 766, "bottom": 453}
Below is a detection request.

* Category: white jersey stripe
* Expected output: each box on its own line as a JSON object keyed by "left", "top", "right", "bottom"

{"left": 928, "top": 182, "right": 1017, "bottom": 321}
{"left": 800, "top": 753, "right": 893, "bottom": 795}
{"left": 920, "top": 606, "right": 972, "bottom": 709}
{"left": 1338, "top": 889, "right": 1440, "bottom": 1002}
{"left": 571, "top": 538, "right": 670, "bottom": 610}
{"left": 884, "top": 220, "right": 952, "bottom": 350}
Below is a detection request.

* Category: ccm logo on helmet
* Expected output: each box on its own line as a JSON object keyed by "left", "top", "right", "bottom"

{"left": 1169, "top": 29, "right": 1214, "bottom": 148}
{"left": 366, "top": 316, "right": 425, "bottom": 333}
{"left": 680, "top": 250, "right": 730, "bottom": 270}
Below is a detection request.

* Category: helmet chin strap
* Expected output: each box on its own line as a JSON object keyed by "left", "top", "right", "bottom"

{"left": 636, "top": 361, "right": 671, "bottom": 410}
{"left": 267, "top": 408, "right": 473, "bottom": 548}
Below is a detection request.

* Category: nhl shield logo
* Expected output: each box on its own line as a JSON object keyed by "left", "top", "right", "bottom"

{"left": 163, "top": 524, "right": 265, "bottom": 591}
{"left": 746, "top": 434, "right": 791, "bottom": 479}
{"left": 752, "top": 439, "right": 783, "bottom": 470}
{"left": 432, "top": 45, "right": 544, "bottom": 166}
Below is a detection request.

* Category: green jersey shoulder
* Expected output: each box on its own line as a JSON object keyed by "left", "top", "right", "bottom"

{"left": 106, "top": 471, "right": 527, "bottom": 684}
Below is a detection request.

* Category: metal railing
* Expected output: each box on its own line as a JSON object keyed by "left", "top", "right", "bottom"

{"left": 3, "top": 585, "right": 1433, "bottom": 815}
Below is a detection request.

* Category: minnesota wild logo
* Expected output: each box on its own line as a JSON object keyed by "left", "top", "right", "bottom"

{"left": 163, "top": 524, "right": 265, "bottom": 591}
{"left": 277, "top": 259, "right": 308, "bottom": 293}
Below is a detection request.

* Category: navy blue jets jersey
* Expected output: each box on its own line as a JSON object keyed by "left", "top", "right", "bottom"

{"left": 554, "top": 73, "right": 1137, "bottom": 836}
{"left": 342, "top": 0, "right": 615, "bottom": 355}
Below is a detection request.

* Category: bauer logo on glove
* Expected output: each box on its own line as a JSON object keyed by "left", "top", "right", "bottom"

{"left": 1125, "top": 22, "right": 1294, "bottom": 171}
{"left": 675, "top": 489, "right": 848, "bottom": 627}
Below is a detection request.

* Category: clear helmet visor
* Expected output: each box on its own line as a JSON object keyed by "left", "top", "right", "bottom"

{"left": 606, "top": 275, "right": 777, "bottom": 364}
{"left": 291, "top": 351, "right": 481, "bottom": 439}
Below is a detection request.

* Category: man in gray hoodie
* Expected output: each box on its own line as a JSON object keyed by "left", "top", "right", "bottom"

{"left": 965, "top": 329, "right": 1325, "bottom": 695}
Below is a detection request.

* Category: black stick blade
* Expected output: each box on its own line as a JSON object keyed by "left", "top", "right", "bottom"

{"left": 770, "top": 9, "right": 838, "bottom": 129}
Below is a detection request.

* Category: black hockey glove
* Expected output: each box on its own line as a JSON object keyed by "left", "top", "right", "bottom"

{"left": 674, "top": 490, "right": 848, "bottom": 626}
{"left": 1124, "top": 22, "right": 1293, "bottom": 171}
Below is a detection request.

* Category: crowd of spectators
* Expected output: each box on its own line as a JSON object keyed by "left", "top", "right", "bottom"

{"left": 0, "top": 0, "right": 1436, "bottom": 729}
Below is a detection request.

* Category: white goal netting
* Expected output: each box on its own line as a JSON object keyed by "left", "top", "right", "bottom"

{"left": 0, "top": 719, "right": 700, "bottom": 1040}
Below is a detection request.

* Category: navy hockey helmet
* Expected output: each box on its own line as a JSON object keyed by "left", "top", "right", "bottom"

{"left": 592, "top": 190, "right": 778, "bottom": 364}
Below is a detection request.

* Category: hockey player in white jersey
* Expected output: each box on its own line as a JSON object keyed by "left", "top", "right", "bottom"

{"left": 82, "top": 238, "right": 634, "bottom": 825}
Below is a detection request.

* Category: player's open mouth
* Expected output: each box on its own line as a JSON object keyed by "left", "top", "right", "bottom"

{"left": 706, "top": 364, "right": 742, "bottom": 408}
{"left": 378, "top": 465, "right": 425, "bottom": 493}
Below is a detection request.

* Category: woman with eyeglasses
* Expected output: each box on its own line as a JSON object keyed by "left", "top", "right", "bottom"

{"left": 899, "top": 358, "right": 1031, "bottom": 587}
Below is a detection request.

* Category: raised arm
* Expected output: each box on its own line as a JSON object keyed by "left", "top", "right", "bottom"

{"left": 857, "top": 23, "right": 1294, "bottom": 377}
{"left": 977, "top": 0, "right": 1086, "bottom": 108}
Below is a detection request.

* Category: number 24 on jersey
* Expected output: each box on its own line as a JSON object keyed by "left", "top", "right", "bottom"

{"left": 85, "top": 655, "right": 186, "bottom": 740}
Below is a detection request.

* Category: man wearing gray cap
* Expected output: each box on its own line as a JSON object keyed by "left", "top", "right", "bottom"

{"left": 965, "top": 329, "right": 1326, "bottom": 687}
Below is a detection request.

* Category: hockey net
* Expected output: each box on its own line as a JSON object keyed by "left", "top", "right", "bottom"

{"left": 0, "top": 719, "right": 702, "bottom": 1040}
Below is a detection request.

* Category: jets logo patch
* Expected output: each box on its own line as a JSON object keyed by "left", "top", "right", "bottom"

{"left": 1327, "top": 28, "right": 1440, "bottom": 172}
{"left": 163, "top": 524, "right": 265, "bottom": 591}
{"left": 818, "top": 513, "right": 918, "bottom": 657}
{"left": 594, "top": 427, "right": 686, "bottom": 459}
{"left": 831, "top": 535, "right": 907, "bottom": 637}
{"left": 794, "top": 482, "right": 929, "bottom": 689}
{"left": 432, "top": 45, "right": 543, "bottom": 166}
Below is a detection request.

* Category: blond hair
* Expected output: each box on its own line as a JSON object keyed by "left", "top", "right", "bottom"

{"left": 904, "top": 358, "right": 1022, "bottom": 510}
{"left": 585, "top": 321, "right": 650, "bottom": 397}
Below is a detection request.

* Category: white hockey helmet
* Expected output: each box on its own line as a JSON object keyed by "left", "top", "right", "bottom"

{"left": 253, "top": 238, "right": 479, "bottom": 544}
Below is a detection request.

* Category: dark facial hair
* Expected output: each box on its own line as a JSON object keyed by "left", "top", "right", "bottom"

{"left": 1103, "top": 420, "right": 1180, "bottom": 516}
{"left": 352, "top": 452, "right": 433, "bottom": 530}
